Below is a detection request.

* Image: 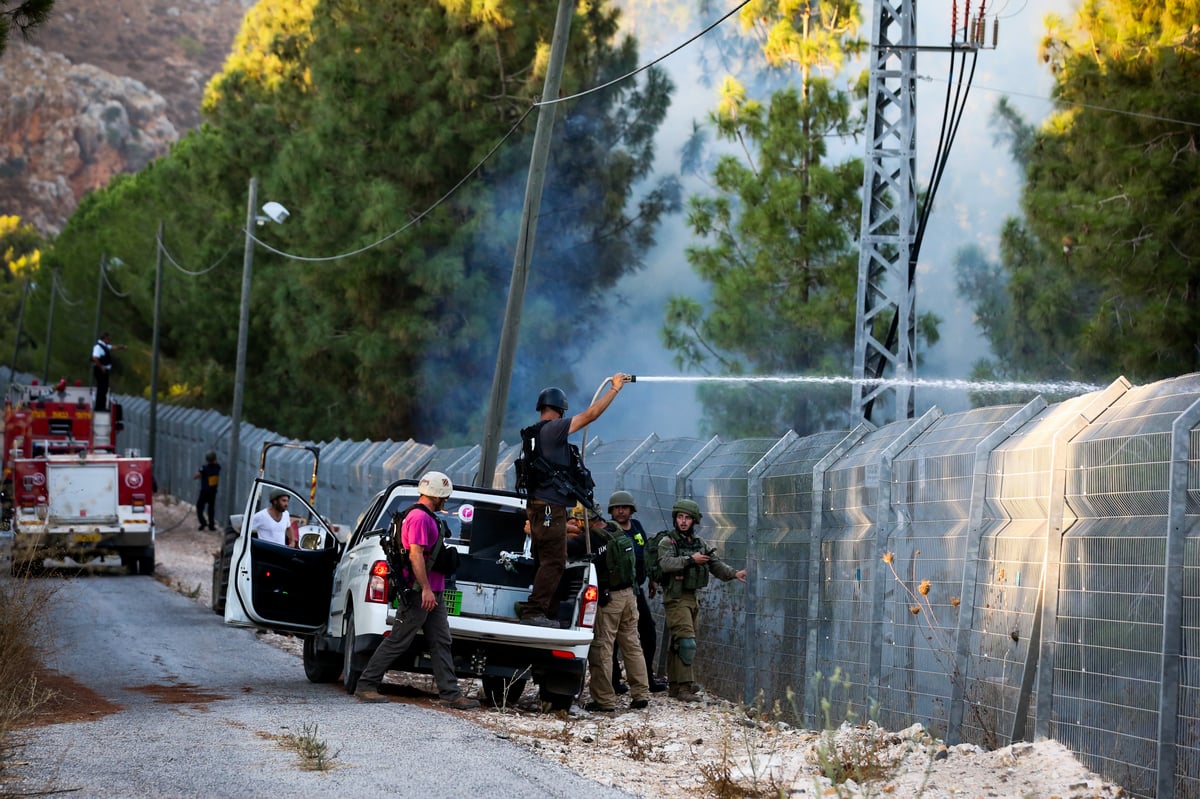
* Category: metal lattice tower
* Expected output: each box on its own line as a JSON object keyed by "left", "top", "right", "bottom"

{"left": 851, "top": 0, "right": 918, "bottom": 424}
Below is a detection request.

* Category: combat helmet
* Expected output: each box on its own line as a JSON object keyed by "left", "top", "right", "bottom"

{"left": 672, "top": 498, "right": 702, "bottom": 523}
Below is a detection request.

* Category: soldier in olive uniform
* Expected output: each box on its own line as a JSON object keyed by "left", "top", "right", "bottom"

{"left": 567, "top": 503, "right": 650, "bottom": 712}
{"left": 655, "top": 499, "right": 746, "bottom": 702}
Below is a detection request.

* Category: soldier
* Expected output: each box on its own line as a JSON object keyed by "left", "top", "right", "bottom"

{"left": 567, "top": 503, "right": 650, "bottom": 713}
{"left": 655, "top": 499, "right": 746, "bottom": 702}
{"left": 607, "top": 490, "right": 668, "bottom": 693}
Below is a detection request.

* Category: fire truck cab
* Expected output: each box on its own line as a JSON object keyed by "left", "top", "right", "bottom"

{"left": 3, "top": 380, "right": 155, "bottom": 576}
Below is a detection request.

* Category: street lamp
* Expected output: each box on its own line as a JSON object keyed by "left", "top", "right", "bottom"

{"left": 226, "top": 177, "right": 289, "bottom": 520}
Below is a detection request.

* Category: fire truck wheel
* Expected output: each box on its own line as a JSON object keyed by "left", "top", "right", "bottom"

{"left": 136, "top": 546, "right": 155, "bottom": 576}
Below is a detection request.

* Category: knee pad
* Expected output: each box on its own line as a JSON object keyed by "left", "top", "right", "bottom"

{"left": 677, "top": 637, "right": 697, "bottom": 665}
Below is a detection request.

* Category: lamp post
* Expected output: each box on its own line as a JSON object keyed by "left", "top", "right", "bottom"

{"left": 225, "top": 178, "right": 289, "bottom": 520}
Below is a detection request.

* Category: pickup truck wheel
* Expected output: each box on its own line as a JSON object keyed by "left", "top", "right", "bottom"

{"left": 538, "top": 685, "right": 575, "bottom": 712}
{"left": 210, "top": 528, "right": 237, "bottom": 615}
{"left": 303, "top": 636, "right": 342, "bottom": 683}
{"left": 481, "top": 676, "right": 528, "bottom": 708}
{"left": 342, "top": 613, "right": 362, "bottom": 694}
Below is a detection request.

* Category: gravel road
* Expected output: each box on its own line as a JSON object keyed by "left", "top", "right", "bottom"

{"left": 11, "top": 574, "right": 634, "bottom": 799}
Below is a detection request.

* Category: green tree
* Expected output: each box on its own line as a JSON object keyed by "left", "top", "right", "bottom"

{"left": 0, "top": 0, "right": 53, "bottom": 57}
{"left": 38, "top": 0, "right": 676, "bottom": 446}
{"left": 662, "top": 0, "right": 875, "bottom": 437}
{"left": 966, "top": 1, "right": 1200, "bottom": 385}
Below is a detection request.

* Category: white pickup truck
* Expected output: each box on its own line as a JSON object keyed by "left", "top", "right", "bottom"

{"left": 218, "top": 476, "right": 599, "bottom": 709}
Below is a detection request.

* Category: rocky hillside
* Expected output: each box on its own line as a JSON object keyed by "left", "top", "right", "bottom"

{"left": 0, "top": 0, "right": 252, "bottom": 235}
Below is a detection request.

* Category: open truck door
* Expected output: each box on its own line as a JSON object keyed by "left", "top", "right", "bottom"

{"left": 222, "top": 442, "right": 341, "bottom": 634}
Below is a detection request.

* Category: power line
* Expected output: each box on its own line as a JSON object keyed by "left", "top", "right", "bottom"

{"left": 244, "top": 1, "right": 750, "bottom": 264}
{"left": 157, "top": 232, "right": 235, "bottom": 276}
{"left": 249, "top": 104, "right": 534, "bottom": 263}
{"left": 540, "top": 0, "right": 752, "bottom": 107}
{"left": 918, "top": 73, "right": 1200, "bottom": 129}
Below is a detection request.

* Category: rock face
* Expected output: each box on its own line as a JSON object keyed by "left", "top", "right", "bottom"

{"left": 0, "top": 0, "right": 251, "bottom": 235}
{"left": 0, "top": 45, "right": 177, "bottom": 235}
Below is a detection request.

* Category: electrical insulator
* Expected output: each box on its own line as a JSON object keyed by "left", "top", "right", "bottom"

{"left": 952, "top": 0, "right": 958, "bottom": 43}
{"left": 992, "top": 17, "right": 999, "bottom": 48}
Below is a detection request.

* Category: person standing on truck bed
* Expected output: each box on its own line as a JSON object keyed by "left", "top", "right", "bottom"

{"left": 250, "top": 488, "right": 292, "bottom": 546}
{"left": 354, "top": 471, "right": 480, "bottom": 710}
{"left": 90, "top": 332, "right": 125, "bottom": 412}
{"left": 520, "top": 374, "right": 630, "bottom": 628}
{"left": 193, "top": 451, "right": 220, "bottom": 531}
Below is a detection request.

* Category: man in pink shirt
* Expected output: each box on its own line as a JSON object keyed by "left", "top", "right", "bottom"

{"left": 354, "top": 471, "right": 480, "bottom": 709}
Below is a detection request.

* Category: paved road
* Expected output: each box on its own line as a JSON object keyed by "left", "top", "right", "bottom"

{"left": 12, "top": 574, "right": 633, "bottom": 799}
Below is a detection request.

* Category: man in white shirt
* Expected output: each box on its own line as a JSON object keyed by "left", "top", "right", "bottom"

{"left": 251, "top": 489, "right": 292, "bottom": 546}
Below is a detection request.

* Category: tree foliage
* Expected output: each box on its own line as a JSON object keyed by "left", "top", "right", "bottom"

{"left": 662, "top": 0, "right": 873, "bottom": 437}
{"left": 37, "top": 0, "right": 675, "bottom": 446}
{"left": 0, "top": 0, "right": 53, "bottom": 58}
{"left": 962, "top": 0, "right": 1200, "bottom": 385}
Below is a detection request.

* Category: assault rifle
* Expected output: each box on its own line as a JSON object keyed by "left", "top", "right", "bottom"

{"left": 519, "top": 450, "right": 601, "bottom": 516}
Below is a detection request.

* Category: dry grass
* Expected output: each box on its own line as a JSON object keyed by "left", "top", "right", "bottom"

{"left": 0, "top": 570, "right": 61, "bottom": 798}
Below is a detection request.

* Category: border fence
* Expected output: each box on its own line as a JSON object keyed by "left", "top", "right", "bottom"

{"left": 96, "top": 372, "right": 1200, "bottom": 797}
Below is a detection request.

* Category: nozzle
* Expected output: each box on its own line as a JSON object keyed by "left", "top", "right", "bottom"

{"left": 626, "top": 374, "right": 636, "bottom": 383}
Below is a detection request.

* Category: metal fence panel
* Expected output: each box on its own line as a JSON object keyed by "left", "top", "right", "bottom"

{"left": 45, "top": 371, "right": 1200, "bottom": 798}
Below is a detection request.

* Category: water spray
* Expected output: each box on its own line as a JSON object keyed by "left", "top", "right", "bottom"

{"left": 628, "top": 374, "right": 1104, "bottom": 396}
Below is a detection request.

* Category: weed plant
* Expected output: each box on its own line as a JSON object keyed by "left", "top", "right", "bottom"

{"left": 278, "top": 721, "right": 339, "bottom": 771}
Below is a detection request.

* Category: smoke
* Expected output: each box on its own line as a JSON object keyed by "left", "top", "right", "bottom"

{"left": 572, "top": 0, "right": 1075, "bottom": 441}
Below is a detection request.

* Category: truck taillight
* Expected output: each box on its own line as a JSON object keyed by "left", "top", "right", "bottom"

{"left": 131, "top": 493, "right": 146, "bottom": 512}
{"left": 579, "top": 584, "right": 599, "bottom": 629}
{"left": 366, "top": 560, "right": 389, "bottom": 603}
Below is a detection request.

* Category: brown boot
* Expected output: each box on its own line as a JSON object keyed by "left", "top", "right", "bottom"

{"left": 668, "top": 682, "right": 681, "bottom": 698}
{"left": 354, "top": 689, "right": 388, "bottom": 703}
{"left": 675, "top": 688, "right": 702, "bottom": 703}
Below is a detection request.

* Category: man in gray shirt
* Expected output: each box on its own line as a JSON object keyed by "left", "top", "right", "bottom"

{"left": 520, "top": 373, "right": 630, "bottom": 628}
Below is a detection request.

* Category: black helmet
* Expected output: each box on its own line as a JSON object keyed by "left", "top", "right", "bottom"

{"left": 536, "top": 387, "right": 568, "bottom": 413}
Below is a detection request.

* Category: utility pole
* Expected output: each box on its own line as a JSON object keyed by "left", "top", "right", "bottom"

{"left": 477, "top": 0, "right": 575, "bottom": 488}
{"left": 41, "top": 268, "right": 58, "bottom": 382}
{"left": 149, "top": 221, "right": 164, "bottom": 465}
{"left": 227, "top": 177, "right": 258, "bottom": 520}
{"left": 91, "top": 252, "right": 107, "bottom": 389}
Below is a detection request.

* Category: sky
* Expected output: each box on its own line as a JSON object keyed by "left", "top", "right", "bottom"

{"left": 574, "top": 0, "right": 1077, "bottom": 441}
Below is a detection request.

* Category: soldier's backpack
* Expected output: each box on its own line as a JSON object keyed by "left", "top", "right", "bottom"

{"left": 644, "top": 530, "right": 674, "bottom": 584}
{"left": 594, "top": 523, "right": 636, "bottom": 589}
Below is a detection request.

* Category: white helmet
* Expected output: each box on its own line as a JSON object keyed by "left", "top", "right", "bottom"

{"left": 418, "top": 470, "right": 453, "bottom": 498}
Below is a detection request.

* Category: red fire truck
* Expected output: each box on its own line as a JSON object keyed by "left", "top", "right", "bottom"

{"left": 3, "top": 380, "right": 155, "bottom": 576}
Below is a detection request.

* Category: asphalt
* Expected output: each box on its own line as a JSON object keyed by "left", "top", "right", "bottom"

{"left": 9, "top": 574, "right": 635, "bottom": 799}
